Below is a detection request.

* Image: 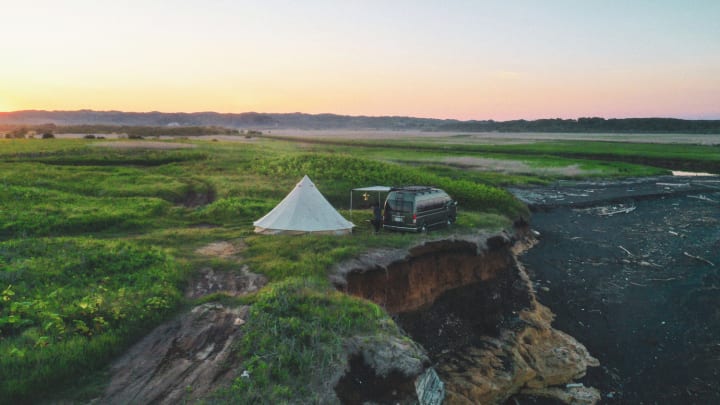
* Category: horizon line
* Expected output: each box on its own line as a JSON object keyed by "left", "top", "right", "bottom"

{"left": 2, "top": 109, "right": 719, "bottom": 122}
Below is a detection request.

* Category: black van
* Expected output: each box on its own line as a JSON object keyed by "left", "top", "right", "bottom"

{"left": 382, "top": 186, "right": 457, "bottom": 232}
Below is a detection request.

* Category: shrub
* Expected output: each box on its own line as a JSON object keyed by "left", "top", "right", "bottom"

{"left": 0, "top": 237, "right": 184, "bottom": 402}
{"left": 0, "top": 184, "right": 170, "bottom": 238}
{"left": 192, "top": 197, "right": 275, "bottom": 225}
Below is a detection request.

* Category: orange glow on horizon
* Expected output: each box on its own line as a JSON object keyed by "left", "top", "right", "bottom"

{"left": 1, "top": 2, "right": 718, "bottom": 121}
{"left": 2, "top": 59, "right": 717, "bottom": 121}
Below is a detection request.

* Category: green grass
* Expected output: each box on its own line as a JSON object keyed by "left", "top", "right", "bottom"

{"left": 192, "top": 197, "right": 276, "bottom": 225}
{"left": 0, "top": 138, "right": 88, "bottom": 156}
{"left": 266, "top": 135, "right": 720, "bottom": 176}
{"left": 243, "top": 230, "right": 405, "bottom": 282}
{"left": 0, "top": 184, "right": 171, "bottom": 238}
{"left": 296, "top": 139, "right": 669, "bottom": 182}
{"left": 1, "top": 135, "right": 699, "bottom": 402}
{"left": 0, "top": 162, "right": 206, "bottom": 201}
{"left": 215, "top": 277, "right": 406, "bottom": 404}
{"left": 0, "top": 237, "right": 184, "bottom": 402}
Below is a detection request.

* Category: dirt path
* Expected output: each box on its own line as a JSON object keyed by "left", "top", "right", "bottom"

{"left": 187, "top": 240, "right": 267, "bottom": 299}
{"left": 513, "top": 176, "right": 720, "bottom": 404}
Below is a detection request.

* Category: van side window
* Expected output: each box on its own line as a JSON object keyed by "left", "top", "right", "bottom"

{"left": 386, "top": 200, "right": 413, "bottom": 213}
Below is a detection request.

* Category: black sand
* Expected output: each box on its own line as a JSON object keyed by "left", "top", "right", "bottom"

{"left": 512, "top": 176, "right": 720, "bottom": 404}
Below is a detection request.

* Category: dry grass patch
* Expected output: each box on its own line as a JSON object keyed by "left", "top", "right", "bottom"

{"left": 443, "top": 156, "right": 600, "bottom": 177}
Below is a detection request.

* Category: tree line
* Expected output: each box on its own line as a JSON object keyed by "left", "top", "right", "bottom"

{"left": 434, "top": 117, "right": 720, "bottom": 133}
{"left": 2, "top": 124, "right": 241, "bottom": 138}
{"left": 2, "top": 110, "right": 720, "bottom": 133}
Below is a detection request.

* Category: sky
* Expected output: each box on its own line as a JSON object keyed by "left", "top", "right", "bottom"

{"left": 1, "top": 0, "right": 719, "bottom": 120}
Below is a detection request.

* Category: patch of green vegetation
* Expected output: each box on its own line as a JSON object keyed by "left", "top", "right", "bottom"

{"left": 0, "top": 184, "right": 170, "bottom": 238}
{"left": 0, "top": 237, "right": 184, "bottom": 402}
{"left": 0, "top": 138, "right": 88, "bottom": 156}
{"left": 215, "top": 277, "right": 404, "bottom": 403}
{"left": 278, "top": 136, "right": 719, "bottom": 174}
{"left": 457, "top": 212, "right": 513, "bottom": 231}
{"left": 0, "top": 162, "right": 194, "bottom": 200}
{"left": 193, "top": 197, "right": 276, "bottom": 225}
{"left": 55, "top": 124, "right": 239, "bottom": 137}
{"left": 7, "top": 145, "right": 209, "bottom": 167}
{"left": 274, "top": 140, "right": 669, "bottom": 181}
{"left": 243, "top": 230, "right": 407, "bottom": 282}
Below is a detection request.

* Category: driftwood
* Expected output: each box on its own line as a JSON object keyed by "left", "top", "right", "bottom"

{"left": 688, "top": 195, "right": 718, "bottom": 203}
{"left": 656, "top": 182, "right": 689, "bottom": 187}
{"left": 683, "top": 252, "right": 715, "bottom": 267}
{"left": 599, "top": 206, "right": 636, "bottom": 216}
{"left": 618, "top": 245, "right": 635, "bottom": 257}
{"left": 693, "top": 182, "right": 720, "bottom": 191}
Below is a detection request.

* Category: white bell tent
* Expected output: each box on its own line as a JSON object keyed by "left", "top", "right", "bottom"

{"left": 253, "top": 175, "right": 354, "bottom": 235}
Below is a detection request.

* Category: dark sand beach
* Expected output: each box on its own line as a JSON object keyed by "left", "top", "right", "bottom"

{"left": 513, "top": 176, "right": 720, "bottom": 404}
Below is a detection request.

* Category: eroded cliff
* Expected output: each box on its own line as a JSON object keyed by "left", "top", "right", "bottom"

{"left": 332, "top": 231, "right": 600, "bottom": 404}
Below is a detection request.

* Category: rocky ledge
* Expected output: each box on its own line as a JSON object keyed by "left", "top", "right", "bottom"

{"left": 101, "top": 303, "right": 248, "bottom": 404}
{"left": 332, "top": 231, "right": 600, "bottom": 404}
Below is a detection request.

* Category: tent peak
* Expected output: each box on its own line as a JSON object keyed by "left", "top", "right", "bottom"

{"left": 298, "top": 175, "right": 315, "bottom": 187}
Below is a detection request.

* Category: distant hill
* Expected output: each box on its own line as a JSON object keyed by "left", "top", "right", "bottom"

{"left": 1, "top": 110, "right": 720, "bottom": 133}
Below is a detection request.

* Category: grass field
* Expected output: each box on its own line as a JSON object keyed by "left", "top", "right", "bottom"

{"left": 1, "top": 135, "right": 717, "bottom": 402}
{"left": 267, "top": 134, "right": 720, "bottom": 176}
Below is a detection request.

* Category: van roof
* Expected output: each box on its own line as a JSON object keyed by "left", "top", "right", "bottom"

{"left": 390, "top": 186, "right": 436, "bottom": 193}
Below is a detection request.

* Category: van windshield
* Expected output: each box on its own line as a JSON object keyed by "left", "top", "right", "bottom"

{"left": 385, "top": 200, "right": 413, "bottom": 213}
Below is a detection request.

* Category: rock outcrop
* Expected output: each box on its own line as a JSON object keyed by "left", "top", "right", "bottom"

{"left": 187, "top": 240, "right": 267, "bottom": 299}
{"left": 101, "top": 303, "right": 248, "bottom": 404}
{"left": 333, "top": 334, "right": 430, "bottom": 404}
{"left": 333, "top": 231, "right": 600, "bottom": 404}
{"left": 185, "top": 266, "right": 267, "bottom": 299}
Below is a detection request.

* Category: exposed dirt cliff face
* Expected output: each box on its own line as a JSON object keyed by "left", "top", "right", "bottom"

{"left": 335, "top": 237, "right": 517, "bottom": 315}
{"left": 333, "top": 232, "right": 600, "bottom": 404}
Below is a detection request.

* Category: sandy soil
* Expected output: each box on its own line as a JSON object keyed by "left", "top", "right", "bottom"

{"left": 194, "top": 241, "right": 246, "bottom": 258}
{"left": 186, "top": 240, "right": 267, "bottom": 299}
{"left": 513, "top": 176, "right": 720, "bottom": 404}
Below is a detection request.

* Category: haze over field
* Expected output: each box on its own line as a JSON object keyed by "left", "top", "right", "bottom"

{"left": 1, "top": 1, "right": 719, "bottom": 120}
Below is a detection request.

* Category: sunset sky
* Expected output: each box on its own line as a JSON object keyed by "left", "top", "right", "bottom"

{"left": 1, "top": 0, "right": 719, "bottom": 120}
